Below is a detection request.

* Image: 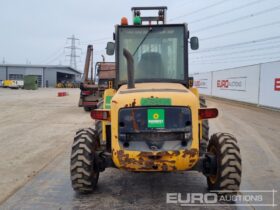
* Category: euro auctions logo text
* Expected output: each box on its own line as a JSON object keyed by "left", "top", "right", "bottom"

{"left": 194, "top": 79, "right": 208, "bottom": 89}
{"left": 166, "top": 190, "right": 278, "bottom": 207}
{"left": 275, "top": 78, "right": 280, "bottom": 91}
{"left": 217, "top": 77, "right": 246, "bottom": 91}
{"left": 217, "top": 80, "right": 229, "bottom": 88}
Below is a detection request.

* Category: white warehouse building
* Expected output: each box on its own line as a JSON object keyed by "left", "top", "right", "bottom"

{"left": 0, "top": 64, "right": 82, "bottom": 87}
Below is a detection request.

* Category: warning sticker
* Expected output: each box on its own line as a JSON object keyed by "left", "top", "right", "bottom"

{"left": 147, "top": 109, "right": 165, "bottom": 128}
{"left": 105, "top": 96, "right": 112, "bottom": 109}
{"left": 141, "top": 98, "right": 171, "bottom": 106}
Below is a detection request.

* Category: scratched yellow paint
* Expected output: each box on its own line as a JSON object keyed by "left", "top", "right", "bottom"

{"left": 100, "top": 83, "right": 202, "bottom": 172}
{"left": 101, "top": 88, "right": 116, "bottom": 142}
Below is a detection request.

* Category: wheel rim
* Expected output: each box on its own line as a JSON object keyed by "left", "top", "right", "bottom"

{"left": 209, "top": 146, "right": 218, "bottom": 184}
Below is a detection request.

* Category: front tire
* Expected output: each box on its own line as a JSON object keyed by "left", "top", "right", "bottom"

{"left": 206, "top": 133, "right": 242, "bottom": 193}
{"left": 70, "top": 128, "right": 99, "bottom": 193}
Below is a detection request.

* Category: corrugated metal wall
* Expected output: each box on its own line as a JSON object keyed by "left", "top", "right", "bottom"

{"left": 0, "top": 67, "right": 6, "bottom": 80}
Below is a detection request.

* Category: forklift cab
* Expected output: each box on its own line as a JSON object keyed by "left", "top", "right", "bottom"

{"left": 106, "top": 6, "right": 199, "bottom": 87}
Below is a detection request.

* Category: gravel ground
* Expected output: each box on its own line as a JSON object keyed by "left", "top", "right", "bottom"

{"left": 0, "top": 88, "right": 279, "bottom": 210}
{"left": 0, "top": 88, "right": 92, "bottom": 203}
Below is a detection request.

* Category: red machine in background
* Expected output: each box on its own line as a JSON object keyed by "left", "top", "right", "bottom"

{"left": 78, "top": 45, "right": 116, "bottom": 111}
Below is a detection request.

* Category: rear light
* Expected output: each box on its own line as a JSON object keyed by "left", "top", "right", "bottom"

{"left": 91, "top": 109, "right": 110, "bottom": 121}
{"left": 121, "top": 17, "right": 128, "bottom": 25}
{"left": 199, "top": 108, "right": 218, "bottom": 120}
{"left": 82, "top": 90, "right": 92, "bottom": 96}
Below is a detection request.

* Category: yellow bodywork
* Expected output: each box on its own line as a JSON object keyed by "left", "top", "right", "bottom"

{"left": 3, "top": 80, "right": 12, "bottom": 87}
{"left": 190, "top": 87, "right": 204, "bottom": 141}
{"left": 101, "top": 88, "right": 116, "bottom": 142}
{"left": 102, "top": 83, "right": 202, "bottom": 172}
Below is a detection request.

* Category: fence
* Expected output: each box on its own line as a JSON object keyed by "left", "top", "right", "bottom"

{"left": 192, "top": 60, "right": 280, "bottom": 109}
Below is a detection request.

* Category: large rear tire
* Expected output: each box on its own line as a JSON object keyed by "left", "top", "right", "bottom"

{"left": 199, "top": 97, "right": 210, "bottom": 154}
{"left": 206, "top": 133, "right": 242, "bottom": 193}
{"left": 70, "top": 128, "right": 99, "bottom": 193}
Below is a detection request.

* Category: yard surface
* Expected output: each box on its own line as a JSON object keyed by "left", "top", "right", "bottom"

{"left": 0, "top": 88, "right": 279, "bottom": 209}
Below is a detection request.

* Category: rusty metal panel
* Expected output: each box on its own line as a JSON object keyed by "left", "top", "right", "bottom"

{"left": 99, "top": 63, "right": 116, "bottom": 71}
{"left": 98, "top": 70, "right": 116, "bottom": 79}
{"left": 98, "top": 63, "right": 116, "bottom": 79}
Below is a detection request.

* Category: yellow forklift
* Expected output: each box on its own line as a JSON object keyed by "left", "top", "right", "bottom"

{"left": 71, "top": 6, "right": 241, "bottom": 194}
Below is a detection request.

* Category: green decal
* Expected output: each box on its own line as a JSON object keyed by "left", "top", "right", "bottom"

{"left": 105, "top": 96, "right": 112, "bottom": 109}
{"left": 141, "top": 98, "right": 171, "bottom": 106}
{"left": 148, "top": 109, "right": 165, "bottom": 128}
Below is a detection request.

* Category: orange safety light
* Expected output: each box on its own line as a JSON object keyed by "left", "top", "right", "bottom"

{"left": 91, "top": 109, "right": 111, "bottom": 121}
{"left": 121, "top": 17, "right": 128, "bottom": 25}
{"left": 199, "top": 108, "right": 218, "bottom": 120}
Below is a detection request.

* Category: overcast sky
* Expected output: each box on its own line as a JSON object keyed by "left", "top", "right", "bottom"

{"left": 1, "top": 0, "right": 280, "bottom": 73}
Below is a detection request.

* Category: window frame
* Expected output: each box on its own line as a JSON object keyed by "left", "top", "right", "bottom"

{"left": 115, "top": 24, "right": 189, "bottom": 87}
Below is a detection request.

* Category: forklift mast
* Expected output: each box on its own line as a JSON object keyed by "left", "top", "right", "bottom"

{"left": 131, "top": 6, "right": 167, "bottom": 24}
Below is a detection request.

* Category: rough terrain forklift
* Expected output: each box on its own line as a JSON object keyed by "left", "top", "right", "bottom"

{"left": 78, "top": 45, "right": 116, "bottom": 111}
{"left": 71, "top": 7, "right": 241, "bottom": 194}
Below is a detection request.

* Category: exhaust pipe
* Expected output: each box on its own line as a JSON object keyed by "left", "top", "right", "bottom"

{"left": 123, "top": 48, "right": 135, "bottom": 89}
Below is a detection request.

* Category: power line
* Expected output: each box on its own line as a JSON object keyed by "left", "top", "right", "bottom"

{"left": 192, "top": 5, "right": 280, "bottom": 33}
{"left": 191, "top": 56, "right": 280, "bottom": 66}
{"left": 191, "top": 51, "right": 280, "bottom": 62}
{"left": 169, "top": 0, "right": 230, "bottom": 21}
{"left": 169, "top": 0, "right": 197, "bottom": 9}
{"left": 65, "top": 35, "right": 81, "bottom": 69}
{"left": 200, "top": 21, "right": 280, "bottom": 41}
{"left": 191, "top": 39, "right": 280, "bottom": 55}
{"left": 80, "top": 42, "right": 109, "bottom": 46}
{"left": 46, "top": 51, "right": 65, "bottom": 65}
{"left": 190, "top": 35, "right": 280, "bottom": 54}
{"left": 80, "top": 37, "right": 112, "bottom": 45}
{"left": 191, "top": 43, "right": 280, "bottom": 59}
{"left": 189, "top": 0, "right": 265, "bottom": 24}
{"left": 38, "top": 45, "right": 65, "bottom": 64}
{"left": 90, "top": 37, "right": 112, "bottom": 42}
{"left": 190, "top": 56, "right": 280, "bottom": 65}
{"left": 42, "top": 49, "right": 65, "bottom": 64}
{"left": 190, "top": 50, "right": 280, "bottom": 63}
